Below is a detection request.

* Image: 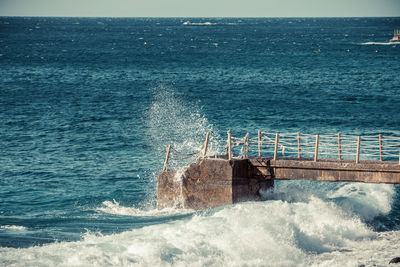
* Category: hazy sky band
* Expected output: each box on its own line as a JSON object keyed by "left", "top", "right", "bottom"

{"left": 1, "top": 0, "right": 400, "bottom": 17}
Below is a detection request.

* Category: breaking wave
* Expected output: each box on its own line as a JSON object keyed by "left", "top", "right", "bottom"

{"left": 270, "top": 180, "right": 395, "bottom": 221}
{"left": 360, "top": 42, "right": 397, "bottom": 45}
{"left": 1, "top": 197, "right": 398, "bottom": 266}
{"left": 1, "top": 164, "right": 397, "bottom": 266}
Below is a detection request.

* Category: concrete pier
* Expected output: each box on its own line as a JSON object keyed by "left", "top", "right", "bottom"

{"left": 157, "top": 131, "right": 400, "bottom": 210}
{"left": 157, "top": 158, "right": 273, "bottom": 210}
{"left": 157, "top": 157, "right": 400, "bottom": 210}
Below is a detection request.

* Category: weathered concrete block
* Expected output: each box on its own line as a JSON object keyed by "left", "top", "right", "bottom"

{"left": 157, "top": 158, "right": 274, "bottom": 210}
{"left": 182, "top": 159, "right": 234, "bottom": 210}
{"left": 157, "top": 170, "right": 180, "bottom": 209}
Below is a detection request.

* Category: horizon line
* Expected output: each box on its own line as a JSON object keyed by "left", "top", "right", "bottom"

{"left": 1, "top": 15, "right": 400, "bottom": 19}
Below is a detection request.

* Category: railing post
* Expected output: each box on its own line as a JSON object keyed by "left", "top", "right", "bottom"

{"left": 227, "top": 130, "right": 232, "bottom": 160}
{"left": 356, "top": 136, "right": 361, "bottom": 164}
{"left": 258, "top": 130, "right": 262, "bottom": 158}
{"left": 245, "top": 133, "right": 249, "bottom": 158}
{"left": 273, "top": 133, "right": 279, "bottom": 160}
{"left": 297, "top": 132, "right": 301, "bottom": 159}
{"left": 314, "top": 135, "right": 319, "bottom": 162}
{"left": 379, "top": 134, "right": 383, "bottom": 161}
{"left": 163, "top": 144, "right": 171, "bottom": 171}
{"left": 202, "top": 132, "right": 210, "bottom": 157}
{"left": 338, "top": 133, "right": 342, "bottom": 160}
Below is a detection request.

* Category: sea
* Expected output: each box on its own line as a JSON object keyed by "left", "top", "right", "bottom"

{"left": 1, "top": 16, "right": 400, "bottom": 266}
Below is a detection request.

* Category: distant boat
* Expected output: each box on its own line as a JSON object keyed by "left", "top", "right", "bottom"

{"left": 390, "top": 30, "right": 400, "bottom": 43}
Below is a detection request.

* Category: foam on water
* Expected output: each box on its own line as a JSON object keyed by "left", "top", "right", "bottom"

{"left": 270, "top": 180, "right": 395, "bottom": 222}
{"left": 309, "top": 230, "right": 400, "bottom": 266}
{"left": 360, "top": 42, "right": 398, "bottom": 45}
{"left": 327, "top": 183, "right": 394, "bottom": 221}
{"left": 97, "top": 200, "right": 193, "bottom": 217}
{"left": 1, "top": 198, "right": 397, "bottom": 266}
{"left": 0, "top": 225, "right": 27, "bottom": 231}
{"left": 183, "top": 21, "right": 217, "bottom": 26}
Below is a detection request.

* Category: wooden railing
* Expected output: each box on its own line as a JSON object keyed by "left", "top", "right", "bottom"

{"left": 162, "top": 131, "right": 400, "bottom": 170}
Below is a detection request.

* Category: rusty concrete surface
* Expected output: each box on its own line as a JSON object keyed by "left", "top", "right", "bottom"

{"left": 157, "top": 170, "right": 180, "bottom": 209}
{"left": 157, "top": 158, "right": 274, "bottom": 210}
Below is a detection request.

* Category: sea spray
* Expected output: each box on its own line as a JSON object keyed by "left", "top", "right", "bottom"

{"left": 171, "top": 168, "right": 185, "bottom": 209}
{"left": 145, "top": 85, "right": 222, "bottom": 208}
{"left": 145, "top": 85, "right": 221, "bottom": 163}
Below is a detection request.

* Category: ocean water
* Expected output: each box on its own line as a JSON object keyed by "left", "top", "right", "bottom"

{"left": 1, "top": 17, "right": 400, "bottom": 266}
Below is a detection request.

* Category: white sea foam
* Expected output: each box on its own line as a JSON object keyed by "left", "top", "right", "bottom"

{"left": 309, "top": 231, "right": 400, "bottom": 267}
{"left": 360, "top": 42, "right": 397, "bottom": 45}
{"left": 97, "top": 200, "right": 193, "bottom": 217}
{"left": 327, "top": 183, "right": 394, "bottom": 221}
{"left": 270, "top": 180, "right": 395, "bottom": 221}
{"left": 2, "top": 198, "right": 398, "bottom": 266}
{"left": 183, "top": 21, "right": 216, "bottom": 26}
{"left": 0, "top": 225, "right": 27, "bottom": 231}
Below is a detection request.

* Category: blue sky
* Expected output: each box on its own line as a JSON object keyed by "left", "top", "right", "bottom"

{"left": 1, "top": 0, "right": 399, "bottom": 17}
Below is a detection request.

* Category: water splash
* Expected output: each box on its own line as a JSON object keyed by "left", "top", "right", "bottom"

{"left": 145, "top": 85, "right": 221, "bottom": 163}
{"left": 144, "top": 85, "right": 222, "bottom": 208}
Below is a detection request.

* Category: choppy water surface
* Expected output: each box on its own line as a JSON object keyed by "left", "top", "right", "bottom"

{"left": 1, "top": 17, "right": 400, "bottom": 266}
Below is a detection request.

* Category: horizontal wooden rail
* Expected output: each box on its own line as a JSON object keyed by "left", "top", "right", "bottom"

{"left": 162, "top": 131, "right": 400, "bottom": 167}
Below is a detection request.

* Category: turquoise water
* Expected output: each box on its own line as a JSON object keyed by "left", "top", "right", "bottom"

{"left": 1, "top": 17, "right": 400, "bottom": 266}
